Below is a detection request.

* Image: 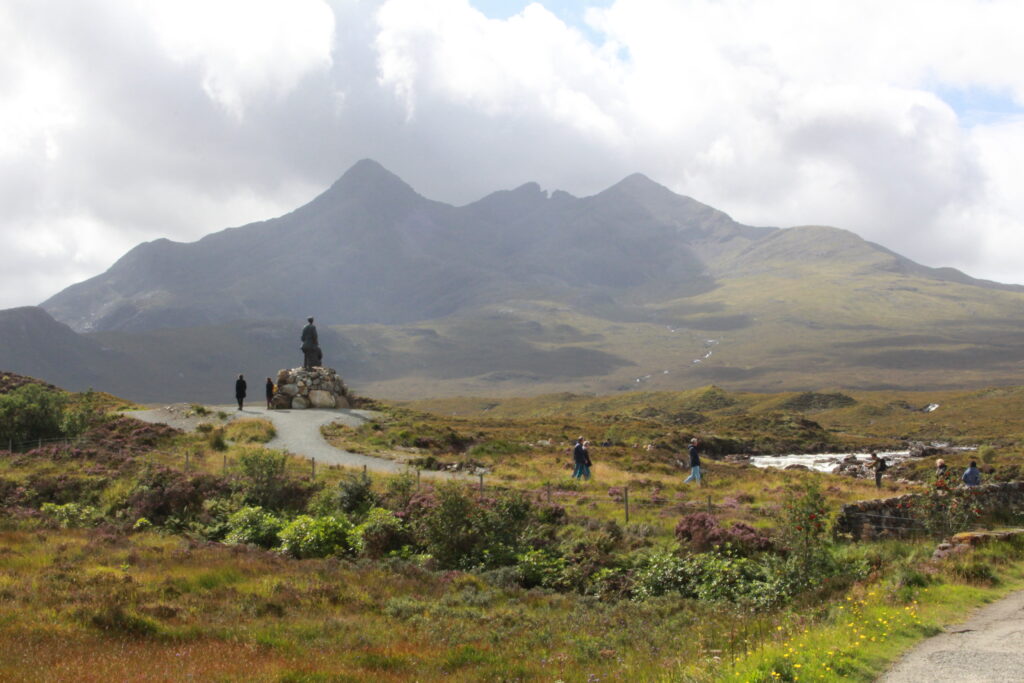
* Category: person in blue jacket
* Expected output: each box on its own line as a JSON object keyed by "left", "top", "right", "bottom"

{"left": 962, "top": 460, "right": 982, "bottom": 487}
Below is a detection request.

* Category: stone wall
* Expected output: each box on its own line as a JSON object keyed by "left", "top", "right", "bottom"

{"left": 270, "top": 367, "right": 351, "bottom": 410}
{"left": 836, "top": 481, "right": 1024, "bottom": 540}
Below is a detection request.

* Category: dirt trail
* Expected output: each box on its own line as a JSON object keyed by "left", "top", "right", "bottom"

{"left": 126, "top": 404, "right": 459, "bottom": 479}
{"left": 878, "top": 588, "right": 1024, "bottom": 682}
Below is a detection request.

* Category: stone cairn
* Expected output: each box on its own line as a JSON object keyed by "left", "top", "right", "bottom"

{"left": 271, "top": 366, "right": 351, "bottom": 410}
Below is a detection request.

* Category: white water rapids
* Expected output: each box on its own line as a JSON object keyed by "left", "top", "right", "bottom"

{"left": 749, "top": 445, "right": 976, "bottom": 473}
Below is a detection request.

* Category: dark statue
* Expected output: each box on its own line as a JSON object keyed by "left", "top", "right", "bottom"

{"left": 301, "top": 316, "right": 322, "bottom": 369}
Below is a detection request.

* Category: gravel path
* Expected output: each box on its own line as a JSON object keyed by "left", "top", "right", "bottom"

{"left": 878, "top": 588, "right": 1024, "bottom": 682}
{"left": 126, "top": 403, "right": 458, "bottom": 479}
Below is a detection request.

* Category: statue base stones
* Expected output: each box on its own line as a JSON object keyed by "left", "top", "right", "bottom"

{"left": 271, "top": 367, "right": 351, "bottom": 410}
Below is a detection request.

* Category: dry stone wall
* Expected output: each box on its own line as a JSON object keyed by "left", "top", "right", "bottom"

{"left": 271, "top": 367, "right": 351, "bottom": 410}
{"left": 836, "top": 481, "right": 1024, "bottom": 540}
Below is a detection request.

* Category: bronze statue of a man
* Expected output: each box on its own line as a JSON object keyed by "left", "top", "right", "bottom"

{"left": 301, "top": 316, "right": 322, "bottom": 369}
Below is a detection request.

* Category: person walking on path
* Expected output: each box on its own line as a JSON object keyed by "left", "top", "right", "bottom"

{"left": 265, "top": 377, "right": 275, "bottom": 409}
{"left": 572, "top": 437, "right": 591, "bottom": 481}
{"left": 235, "top": 374, "right": 247, "bottom": 411}
{"left": 962, "top": 460, "right": 982, "bottom": 487}
{"left": 684, "top": 437, "right": 702, "bottom": 485}
{"left": 871, "top": 452, "right": 887, "bottom": 488}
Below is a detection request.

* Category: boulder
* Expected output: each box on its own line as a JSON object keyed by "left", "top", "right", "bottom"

{"left": 308, "top": 390, "right": 336, "bottom": 409}
{"left": 279, "top": 383, "right": 299, "bottom": 396}
{"left": 271, "top": 394, "right": 292, "bottom": 409}
{"left": 292, "top": 396, "right": 310, "bottom": 409}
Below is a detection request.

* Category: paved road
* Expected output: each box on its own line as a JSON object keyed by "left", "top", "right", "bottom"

{"left": 127, "top": 404, "right": 459, "bottom": 479}
{"left": 878, "top": 588, "right": 1024, "bottom": 682}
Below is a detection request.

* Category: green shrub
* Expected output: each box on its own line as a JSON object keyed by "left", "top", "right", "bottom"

{"left": 60, "top": 389, "right": 105, "bottom": 437}
{"left": 278, "top": 515, "right": 354, "bottom": 558}
{"left": 516, "top": 549, "right": 569, "bottom": 590}
{"left": 415, "top": 484, "right": 533, "bottom": 570}
{"left": 631, "top": 550, "right": 689, "bottom": 600}
{"left": 225, "top": 506, "right": 284, "bottom": 548}
{"left": 40, "top": 502, "right": 100, "bottom": 528}
{"left": 349, "top": 507, "right": 406, "bottom": 558}
{"left": 0, "top": 384, "right": 67, "bottom": 445}
{"left": 235, "top": 447, "right": 288, "bottom": 507}
{"left": 336, "top": 471, "right": 378, "bottom": 516}
{"left": 632, "top": 548, "right": 794, "bottom": 608}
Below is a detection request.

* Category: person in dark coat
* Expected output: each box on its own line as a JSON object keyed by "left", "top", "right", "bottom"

{"left": 571, "top": 437, "right": 591, "bottom": 480}
{"left": 684, "top": 437, "right": 702, "bottom": 485}
{"left": 235, "top": 374, "right": 247, "bottom": 411}
{"left": 265, "top": 377, "right": 275, "bottom": 409}
{"left": 301, "top": 317, "right": 321, "bottom": 369}
{"left": 871, "top": 452, "right": 887, "bottom": 488}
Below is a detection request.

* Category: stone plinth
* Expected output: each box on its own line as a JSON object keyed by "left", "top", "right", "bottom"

{"left": 271, "top": 367, "right": 351, "bottom": 410}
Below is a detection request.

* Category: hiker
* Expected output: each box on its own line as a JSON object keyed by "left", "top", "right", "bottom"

{"left": 572, "top": 437, "right": 591, "bottom": 480}
{"left": 265, "top": 377, "right": 275, "bottom": 409}
{"left": 684, "top": 437, "right": 702, "bottom": 485}
{"left": 962, "top": 460, "right": 982, "bottom": 487}
{"left": 935, "top": 459, "right": 948, "bottom": 481}
{"left": 871, "top": 452, "right": 887, "bottom": 488}
{"left": 235, "top": 374, "right": 247, "bottom": 411}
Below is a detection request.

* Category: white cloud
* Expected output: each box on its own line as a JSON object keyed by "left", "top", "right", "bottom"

{"left": 2, "top": 0, "right": 1024, "bottom": 310}
{"left": 146, "top": 0, "right": 336, "bottom": 118}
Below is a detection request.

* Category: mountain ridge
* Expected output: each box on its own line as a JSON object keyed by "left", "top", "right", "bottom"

{"left": 8, "top": 160, "right": 1024, "bottom": 402}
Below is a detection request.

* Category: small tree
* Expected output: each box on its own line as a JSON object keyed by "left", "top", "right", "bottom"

{"left": 776, "top": 481, "right": 833, "bottom": 581}
{"left": 235, "top": 448, "right": 289, "bottom": 507}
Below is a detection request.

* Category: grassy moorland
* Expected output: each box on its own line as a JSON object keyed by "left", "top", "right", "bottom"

{"left": 4, "top": 377, "right": 1024, "bottom": 681}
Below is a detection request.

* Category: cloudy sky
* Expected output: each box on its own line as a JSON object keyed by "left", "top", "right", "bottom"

{"left": 3, "top": 0, "right": 1024, "bottom": 309}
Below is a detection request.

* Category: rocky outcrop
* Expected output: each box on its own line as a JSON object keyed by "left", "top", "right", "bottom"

{"left": 271, "top": 367, "right": 351, "bottom": 410}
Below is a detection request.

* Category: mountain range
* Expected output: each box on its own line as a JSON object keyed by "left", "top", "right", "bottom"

{"left": 4, "top": 159, "right": 1024, "bottom": 402}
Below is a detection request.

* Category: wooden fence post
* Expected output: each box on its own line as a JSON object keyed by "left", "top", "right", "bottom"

{"left": 624, "top": 486, "right": 630, "bottom": 524}
{"left": 311, "top": 458, "right": 316, "bottom": 480}
{"left": 479, "top": 472, "right": 485, "bottom": 496}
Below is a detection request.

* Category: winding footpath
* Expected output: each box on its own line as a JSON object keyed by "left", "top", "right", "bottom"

{"left": 878, "top": 588, "right": 1024, "bottom": 682}
{"left": 127, "top": 404, "right": 460, "bottom": 479}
